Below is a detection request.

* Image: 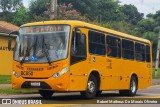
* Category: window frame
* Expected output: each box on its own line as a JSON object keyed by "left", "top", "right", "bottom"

{"left": 145, "top": 45, "right": 151, "bottom": 62}
{"left": 70, "top": 28, "right": 87, "bottom": 65}
{"left": 122, "top": 39, "right": 135, "bottom": 60}
{"left": 88, "top": 30, "right": 106, "bottom": 56}
{"left": 106, "top": 35, "right": 121, "bottom": 58}
{"left": 135, "top": 42, "right": 145, "bottom": 62}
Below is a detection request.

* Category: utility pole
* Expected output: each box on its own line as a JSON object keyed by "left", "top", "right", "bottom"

{"left": 155, "top": 31, "right": 160, "bottom": 78}
{"left": 98, "top": 15, "right": 102, "bottom": 23}
{"left": 100, "top": 15, "right": 102, "bottom": 24}
{"left": 50, "top": 0, "right": 57, "bottom": 20}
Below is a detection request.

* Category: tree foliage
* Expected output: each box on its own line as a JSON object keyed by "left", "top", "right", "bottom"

{"left": 0, "top": 0, "right": 22, "bottom": 22}
{"left": 12, "top": 3, "right": 31, "bottom": 26}
{"left": 137, "top": 18, "right": 156, "bottom": 34}
{"left": 120, "top": 4, "right": 144, "bottom": 24}
{"left": 28, "top": 0, "right": 88, "bottom": 21}
{"left": 56, "top": 3, "right": 87, "bottom": 21}
{"left": 29, "top": 0, "right": 49, "bottom": 20}
{"left": 0, "top": 0, "right": 22, "bottom": 12}
{"left": 96, "top": 0, "right": 124, "bottom": 21}
{"left": 58, "top": 0, "right": 97, "bottom": 20}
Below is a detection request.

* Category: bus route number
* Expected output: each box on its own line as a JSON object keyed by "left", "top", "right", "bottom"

{"left": 21, "top": 71, "right": 33, "bottom": 76}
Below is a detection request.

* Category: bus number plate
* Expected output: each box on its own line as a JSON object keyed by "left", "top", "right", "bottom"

{"left": 31, "top": 82, "right": 40, "bottom": 86}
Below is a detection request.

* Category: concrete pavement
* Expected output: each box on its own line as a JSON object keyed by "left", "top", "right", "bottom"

{"left": 0, "top": 85, "right": 160, "bottom": 107}
{"left": 152, "top": 79, "right": 160, "bottom": 85}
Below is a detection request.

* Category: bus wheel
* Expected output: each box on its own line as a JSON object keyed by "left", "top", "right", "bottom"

{"left": 39, "top": 90, "right": 54, "bottom": 98}
{"left": 119, "top": 76, "right": 137, "bottom": 96}
{"left": 81, "top": 75, "right": 97, "bottom": 99}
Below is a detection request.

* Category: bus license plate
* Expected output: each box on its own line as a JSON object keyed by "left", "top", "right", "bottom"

{"left": 31, "top": 82, "right": 40, "bottom": 86}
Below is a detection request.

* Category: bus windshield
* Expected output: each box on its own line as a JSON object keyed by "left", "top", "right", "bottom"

{"left": 14, "top": 25, "right": 70, "bottom": 63}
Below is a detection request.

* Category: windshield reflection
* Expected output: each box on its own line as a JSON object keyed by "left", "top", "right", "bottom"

{"left": 14, "top": 25, "right": 70, "bottom": 63}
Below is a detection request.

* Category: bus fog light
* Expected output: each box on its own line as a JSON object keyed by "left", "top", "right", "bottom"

{"left": 13, "top": 71, "right": 20, "bottom": 78}
{"left": 53, "top": 66, "right": 69, "bottom": 78}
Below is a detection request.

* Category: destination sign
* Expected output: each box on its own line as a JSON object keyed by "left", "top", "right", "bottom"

{"left": 25, "top": 25, "right": 64, "bottom": 33}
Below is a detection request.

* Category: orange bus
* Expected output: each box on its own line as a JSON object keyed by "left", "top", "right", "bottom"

{"left": 8, "top": 20, "right": 152, "bottom": 98}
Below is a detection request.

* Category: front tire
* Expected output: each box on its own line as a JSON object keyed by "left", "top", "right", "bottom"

{"left": 81, "top": 75, "right": 97, "bottom": 99}
{"left": 39, "top": 90, "right": 54, "bottom": 98}
{"left": 119, "top": 76, "right": 137, "bottom": 96}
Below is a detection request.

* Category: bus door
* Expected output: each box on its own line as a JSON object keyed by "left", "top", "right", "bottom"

{"left": 69, "top": 28, "right": 89, "bottom": 91}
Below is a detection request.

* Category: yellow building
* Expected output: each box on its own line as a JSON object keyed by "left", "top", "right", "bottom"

{"left": 0, "top": 21, "right": 18, "bottom": 75}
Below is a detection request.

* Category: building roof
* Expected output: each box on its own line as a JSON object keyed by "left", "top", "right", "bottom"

{"left": 0, "top": 21, "right": 19, "bottom": 34}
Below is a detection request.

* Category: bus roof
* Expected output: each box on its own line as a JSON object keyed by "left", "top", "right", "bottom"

{"left": 21, "top": 20, "right": 151, "bottom": 44}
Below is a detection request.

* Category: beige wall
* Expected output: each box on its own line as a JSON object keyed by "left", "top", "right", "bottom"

{"left": 0, "top": 35, "right": 15, "bottom": 75}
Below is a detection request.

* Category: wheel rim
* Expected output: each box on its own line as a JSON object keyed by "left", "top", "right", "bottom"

{"left": 87, "top": 80, "right": 95, "bottom": 93}
{"left": 131, "top": 80, "right": 136, "bottom": 93}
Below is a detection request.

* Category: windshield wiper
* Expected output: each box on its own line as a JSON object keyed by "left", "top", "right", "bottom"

{"left": 20, "top": 37, "right": 38, "bottom": 65}
{"left": 42, "top": 35, "right": 51, "bottom": 65}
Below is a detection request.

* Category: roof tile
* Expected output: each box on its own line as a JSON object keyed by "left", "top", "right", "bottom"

{"left": 0, "top": 21, "right": 19, "bottom": 34}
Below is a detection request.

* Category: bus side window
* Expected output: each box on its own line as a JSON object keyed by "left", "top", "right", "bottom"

{"left": 146, "top": 45, "right": 151, "bottom": 62}
{"left": 122, "top": 39, "right": 134, "bottom": 60}
{"left": 135, "top": 43, "right": 145, "bottom": 62}
{"left": 70, "top": 31, "right": 86, "bottom": 64}
{"left": 106, "top": 35, "right": 121, "bottom": 58}
{"left": 88, "top": 30, "right": 105, "bottom": 55}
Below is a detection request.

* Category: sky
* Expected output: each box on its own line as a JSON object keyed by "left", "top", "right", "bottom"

{"left": 23, "top": 0, "right": 160, "bottom": 16}
{"left": 119, "top": 0, "right": 160, "bottom": 16}
{"left": 23, "top": 0, "right": 31, "bottom": 8}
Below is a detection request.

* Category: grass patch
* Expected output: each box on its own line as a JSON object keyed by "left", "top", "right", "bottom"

{"left": 0, "top": 75, "right": 11, "bottom": 84}
{"left": 0, "top": 88, "right": 38, "bottom": 95}
{"left": 152, "top": 69, "right": 160, "bottom": 79}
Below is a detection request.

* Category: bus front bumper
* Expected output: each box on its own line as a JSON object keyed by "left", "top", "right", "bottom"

{"left": 12, "top": 74, "right": 69, "bottom": 91}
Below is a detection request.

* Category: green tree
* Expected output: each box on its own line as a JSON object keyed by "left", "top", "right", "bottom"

{"left": 142, "top": 31, "right": 158, "bottom": 60}
{"left": 146, "top": 13, "right": 154, "bottom": 18}
{"left": 153, "top": 10, "right": 160, "bottom": 20}
{"left": 142, "top": 32, "right": 157, "bottom": 43}
{"left": 0, "top": 0, "right": 22, "bottom": 22}
{"left": 0, "top": 12, "right": 14, "bottom": 22}
{"left": 120, "top": 4, "right": 144, "bottom": 24}
{"left": 58, "top": 0, "right": 97, "bottom": 20}
{"left": 97, "top": 0, "right": 125, "bottom": 22}
{"left": 137, "top": 18, "right": 156, "bottom": 34}
{"left": 12, "top": 3, "right": 31, "bottom": 26}
{"left": 56, "top": 3, "right": 87, "bottom": 21}
{"left": 0, "top": 0, "right": 22, "bottom": 12}
{"left": 147, "top": 10, "right": 160, "bottom": 26}
{"left": 28, "top": 0, "right": 87, "bottom": 21}
{"left": 29, "top": 0, "right": 49, "bottom": 20}
{"left": 144, "top": 10, "right": 160, "bottom": 61}
{"left": 154, "top": 26, "right": 160, "bottom": 34}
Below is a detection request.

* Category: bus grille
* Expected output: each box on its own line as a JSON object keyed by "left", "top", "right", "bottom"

{"left": 27, "top": 67, "right": 44, "bottom": 71}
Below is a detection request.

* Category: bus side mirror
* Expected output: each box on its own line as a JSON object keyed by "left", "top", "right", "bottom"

{"left": 8, "top": 31, "right": 19, "bottom": 51}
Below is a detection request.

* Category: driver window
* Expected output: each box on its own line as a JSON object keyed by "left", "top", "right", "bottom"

{"left": 70, "top": 31, "right": 86, "bottom": 64}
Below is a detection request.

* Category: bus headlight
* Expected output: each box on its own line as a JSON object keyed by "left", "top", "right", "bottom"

{"left": 13, "top": 71, "right": 20, "bottom": 78}
{"left": 53, "top": 66, "right": 69, "bottom": 78}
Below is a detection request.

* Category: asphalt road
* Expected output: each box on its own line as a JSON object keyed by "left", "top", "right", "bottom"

{"left": 0, "top": 85, "right": 160, "bottom": 107}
